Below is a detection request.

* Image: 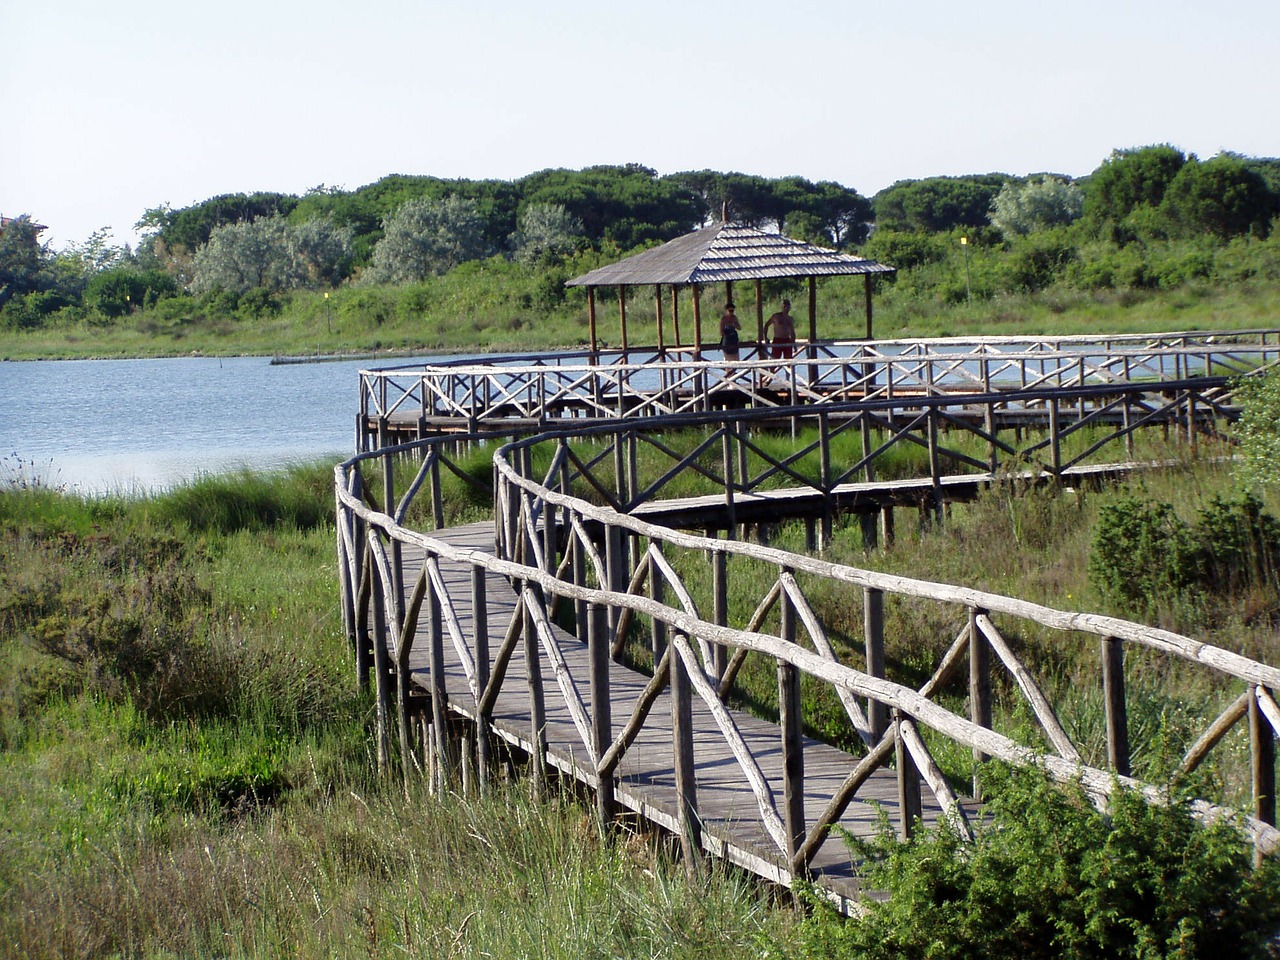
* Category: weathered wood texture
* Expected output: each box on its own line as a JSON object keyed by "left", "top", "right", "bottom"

{"left": 394, "top": 523, "right": 952, "bottom": 902}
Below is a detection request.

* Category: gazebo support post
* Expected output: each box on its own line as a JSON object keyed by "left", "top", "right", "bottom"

{"left": 619, "top": 286, "right": 628, "bottom": 355}
{"left": 755, "top": 279, "right": 764, "bottom": 356}
{"left": 671, "top": 287, "right": 682, "bottom": 350}
{"left": 693, "top": 285, "right": 703, "bottom": 357}
{"left": 588, "top": 287, "right": 598, "bottom": 354}
{"left": 807, "top": 276, "right": 818, "bottom": 385}
{"left": 655, "top": 285, "right": 665, "bottom": 354}
{"left": 864, "top": 274, "right": 874, "bottom": 340}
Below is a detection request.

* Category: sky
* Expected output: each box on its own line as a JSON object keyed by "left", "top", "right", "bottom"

{"left": 4, "top": 0, "right": 1278, "bottom": 250}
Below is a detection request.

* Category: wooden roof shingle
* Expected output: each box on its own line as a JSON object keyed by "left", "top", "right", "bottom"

{"left": 566, "top": 221, "right": 895, "bottom": 287}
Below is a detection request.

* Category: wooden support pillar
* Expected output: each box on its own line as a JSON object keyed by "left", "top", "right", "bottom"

{"left": 894, "top": 709, "right": 922, "bottom": 840}
{"left": 779, "top": 583, "right": 805, "bottom": 864}
{"left": 1101, "top": 636, "right": 1130, "bottom": 777}
{"left": 807, "top": 275, "right": 817, "bottom": 386}
{"left": 755, "top": 278, "right": 765, "bottom": 354}
{"left": 864, "top": 273, "right": 874, "bottom": 340}
{"left": 1251, "top": 689, "right": 1276, "bottom": 826}
{"left": 587, "top": 286, "right": 598, "bottom": 354}
{"left": 655, "top": 285, "right": 665, "bottom": 353}
{"left": 428, "top": 566, "right": 451, "bottom": 788}
{"left": 671, "top": 286, "right": 682, "bottom": 347}
{"left": 865, "top": 587, "right": 887, "bottom": 742}
{"left": 472, "top": 565, "right": 492, "bottom": 792}
{"left": 692, "top": 285, "right": 703, "bottom": 356}
{"left": 649, "top": 542, "right": 667, "bottom": 661}
{"left": 618, "top": 285, "right": 628, "bottom": 354}
{"left": 672, "top": 632, "right": 701, "bottom": 869}
{"left": 970, "top": 606, "right": 991, "bottom": 799}
{"left": 711, "top": 549, "right": 728, "bottom": 681}
{"left": 523, "top": 590, "right": 548, "bottom": 796}
{"left": 370, "top": 563, "right": 393, "bottom": 773}
{"left": 589, "top": 601, "right": 616, "bottom": 826}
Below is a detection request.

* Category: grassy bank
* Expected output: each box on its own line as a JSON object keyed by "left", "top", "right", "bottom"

{"left": 5, "top": 444, "right": 1280, "bottom": 956}
{"left": 4, "top": 252, "right": 1280, "bottom": 361}
{"left": 0, "top": 469, "right": 795, "bottom": 959}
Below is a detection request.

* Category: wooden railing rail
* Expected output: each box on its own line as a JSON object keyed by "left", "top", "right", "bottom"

{"left": 334, "top": 417, "right": 1280, "bottom": 877}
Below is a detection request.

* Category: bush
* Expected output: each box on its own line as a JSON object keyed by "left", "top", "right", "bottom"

{"left": 795, "top": 763, "right": 1280, "bottom": 960}
{"left": 1088, "top": 493, "right": 1280, "bottom": 620}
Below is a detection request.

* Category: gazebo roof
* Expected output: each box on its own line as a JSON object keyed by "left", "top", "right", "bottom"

{"left": 566, "top": 221, "right": 895, "bottom": 288}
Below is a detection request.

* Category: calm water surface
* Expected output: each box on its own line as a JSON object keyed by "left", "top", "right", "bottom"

{"left": 0, "top": 355, "right": 449, "bottom": 494}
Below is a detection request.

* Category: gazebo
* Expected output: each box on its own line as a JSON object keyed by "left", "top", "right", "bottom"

{"left": 565, "top": 221, "right": 896, "bottom": 356}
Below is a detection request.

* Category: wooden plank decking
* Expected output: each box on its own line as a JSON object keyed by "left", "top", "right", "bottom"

{"left": 394, "top": 521, "right": 957, "bottom": 904}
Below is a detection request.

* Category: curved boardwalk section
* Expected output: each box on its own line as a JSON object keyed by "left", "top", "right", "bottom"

{"left": 336, "top": 334, "right": 1280, "bottom": 908}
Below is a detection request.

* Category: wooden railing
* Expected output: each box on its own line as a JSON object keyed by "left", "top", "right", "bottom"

{"left": 356, "top": 330, "right": 1280, "bottom": 439}
{"left": 335, "top": 400, "right": 1280, "bottom": 886}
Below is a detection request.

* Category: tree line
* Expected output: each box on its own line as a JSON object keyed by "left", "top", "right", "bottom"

{"left": 3, "top": 146, "right": 1280, "bottom": 331}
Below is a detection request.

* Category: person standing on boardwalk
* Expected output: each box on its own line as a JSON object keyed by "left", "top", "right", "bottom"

{"left": 719, "top": 302, "right": 741, "bottom": 361}
{"left": 764, "top": 299, "right": 796, "bottom": 364}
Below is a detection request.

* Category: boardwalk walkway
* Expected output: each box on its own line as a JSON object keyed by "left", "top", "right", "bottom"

{"left": 404, "top": 521, "right": 952, "bottom": 903}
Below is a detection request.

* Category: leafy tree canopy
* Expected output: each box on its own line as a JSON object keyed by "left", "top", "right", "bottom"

{"left": 362, "top": 196, "right": 490, "bottom": 285}
{"left": 1160, "top": 154, "right": 1278, "bottom": 241}
{"left": 0, "top": 215, "right": 57, "bottom": 307}
{"left": 873, "top": 175, "right": 1008, "bottom": 232}
{"left": 990, "top": 175, "right": 1085, "bottom": 237}
{"left": 1082, "top": 144, "right": 1187, "bottom": 230}
{"left": 143, "top": 192, "right": 300, "bottom": 254}
{"left": 190, "top": 215, "right": 352, "bottom": 295}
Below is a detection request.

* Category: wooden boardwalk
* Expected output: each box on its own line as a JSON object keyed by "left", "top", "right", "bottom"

{"left": 398, "top": 521, "right": 955, "bottom": 903}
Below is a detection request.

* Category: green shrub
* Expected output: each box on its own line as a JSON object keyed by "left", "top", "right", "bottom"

{"left": 1088, "top": 497, "right": 1199, "bottom": 613}
{"left": 1089, "top": 494, "right": 1280, "bottom": 620}
{"left": 794, "top": 763, "right": 1280, "bottom": 960}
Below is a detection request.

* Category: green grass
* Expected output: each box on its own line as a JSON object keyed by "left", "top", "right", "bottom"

{"left": 5, "top": 248, "right": 1280, "bottom": 361}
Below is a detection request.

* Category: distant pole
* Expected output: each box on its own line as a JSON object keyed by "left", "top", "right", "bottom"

{"left": 324, "top": 290, "right": 332, "bottom": 334}
{"left": 960, "top": 236, "right": 972, "bottom": 308}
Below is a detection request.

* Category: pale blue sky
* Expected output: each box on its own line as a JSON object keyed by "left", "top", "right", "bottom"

{"left": 4, "top": 0, "right": 1277, "bottom": 249}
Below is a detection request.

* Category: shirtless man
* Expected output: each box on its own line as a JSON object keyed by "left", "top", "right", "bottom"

{"left": 764, "top": 299, "right": 796, "bottom": 362}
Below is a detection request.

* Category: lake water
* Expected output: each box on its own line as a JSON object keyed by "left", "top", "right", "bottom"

{"left": 0, "top": 355, "right": 419, "bottom": 494}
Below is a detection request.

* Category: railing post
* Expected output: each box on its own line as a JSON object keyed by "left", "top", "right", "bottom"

{"left": 721, "top": 426, "right": 738, "bottom": 540}
{"left": 864, "top": 587, "right": 887, "bottom": 743}
{"left": 1048, "top": 397, "right": 1062, "bottom": 478}
{"left": 1101, "top": 636, "right": 1130, "bottom": 777}
{"left": 893, "top": 708, "right": 922, "bottom": 841}
{"left": 711, "top": 549, "right": 728, "bottom": 682}
{"left": 472, "top": 564, "right": 493, "bottom": 793}
{"left": 969, "top": 606, "right": 991, "bottom": 799}
{"left": 523, "top": 588, "right": 548, "bottom": 796}
{"left": 589, "top": 600, "right": 616, "bottom": 826}
{"left": 649, "top": 542, "right": 667, "bottom": 661}
{"left": 672, "top": 630, "right": 701, "bottom": 870}
{"left": 818, "top": 411, "right": 832, "bottom": 549}
{"left": 426, "top": 562, "right": 453, "bottom": 791}
{"left": 1251, "top": 688, "right": 1276, "bottom": 826}
{"left": 370, "top": 556, "right": 393, "bottom": 774}
{"left": 606, "top": 522, "right": 626, "bottom": 653}
{"left": 779, "top": 572, "right": 806, "bottom": 865}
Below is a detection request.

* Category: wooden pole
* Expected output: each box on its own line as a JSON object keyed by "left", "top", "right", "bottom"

{"left": 472, "top": 564, "right": 493, "bottom": 792}
{"left": 807, "top": 276, "right": 817, "bottom": 386}
{"left": 1101, "top": 637, "right": 1130, "bottom": 776}
{"left": 587, "top": 286, "right": 598, "bottom": 353}
{"left": 692, "top": 285, "right": 703, "bottom": 356}
{"left": 618, "top": 286, "right": 628, "bottom": 354}
{"left": 1251, "top": 689, "right": 1277, "bottom": 825}
{"left": 894, "top": 708, "right": 922, "bottom": 840}
{"left": 589, "top": 600, "right": 616, "bottom": 825}
{"left": 655, "top": 285, "right": 665, "bottom": 353}
{"left": 671, "top": 630, "right": 701, "bottom": 869}
{"left": 671, "top": 286, "right": 682, "bottom": 347}
{"left": 779, "top": 579, "right": 806, "bottom": 863}
{"left": 755, "top": 278, "right": 765, "bottom": 354}
{"left": 865, "top": 587, "right": 887, "bottom": 742}
{"left": 864, "top": 273, "right": 874, "bottom": 340}
{"left": 970, "top": 606, "right": 991, "bottom": 799}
